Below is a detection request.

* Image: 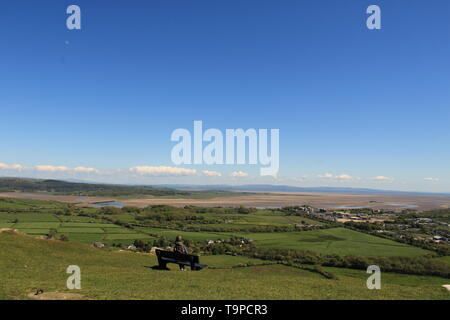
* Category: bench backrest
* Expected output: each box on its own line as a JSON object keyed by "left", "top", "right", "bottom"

{"left": 156, "top": 249, "right": 199, "bottom": 264}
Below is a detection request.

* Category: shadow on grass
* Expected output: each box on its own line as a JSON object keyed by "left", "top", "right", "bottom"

{"left": 145, "top": 265, "right": 170, "bottom": 271}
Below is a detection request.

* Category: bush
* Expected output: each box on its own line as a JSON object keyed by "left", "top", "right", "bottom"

{"left": 59, "top": 234, "right": 69, "bottom": 242}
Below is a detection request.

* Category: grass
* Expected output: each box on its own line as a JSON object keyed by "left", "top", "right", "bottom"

{"left": 13, "top": 229, "right": 50, "bottom": 235}
{"left": 0, "top": 231, "right": 448, "bottom": 300}
{"left": 0, "top": 223, "right": 14, "bottom": 228}
{"left": 0, "top": 197, "right": 66, "bottom": 210}
{"left": 0, "top": 204, "right": 154, "bottom": 245}
{"left": 232, "top": 228, "right": 430, "bottom": 257}
{"left": 0, "top": 196, "right": 447, "bottom": 300}
{"left": 137, "top": 226, "right": 430, "bottom": 257}
{"left": 0, "top": 213, "right": 60, "bottom": 222}
{"left": 14, "top": 222, "right": 61, "bottom": 228}
{"left": 58, "top": 215, "right": 102, "bottom": 222}
{"left": 135, "top": 227, "right": 231, "bottom": 241}
{"left": 202, "top": 255, "right": 272, "bottom": 268}
{"left": 0, "top": 198, "right": 434, "bottom": 258}
{"left": 196, "top": 212, "right": 323, "bottom": 226}
{"left": 323, "top": 266, "right": 450, "bottom": 287}
{"left": 102, "top": 227, "right": 136, "bottom": 234}
{"left": 437, "top": 256, "right": 450, "bottom": 265}
{"left": 57, "top": 227, "right": 106, "bottom": 233}
{"left": 102, "top": 233, "right": 154, "bottom": 240}
{"left": 60, "top": 222, "right": 122, "bottom": 228}
{"left": 57, "top": 233, "right": 106, "bottom": 244}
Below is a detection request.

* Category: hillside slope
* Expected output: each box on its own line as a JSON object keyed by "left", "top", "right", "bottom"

{"left": 0, "top": 231, "right": 449, "bottom": 300}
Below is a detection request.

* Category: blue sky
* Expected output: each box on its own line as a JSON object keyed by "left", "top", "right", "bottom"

{"left": 0, "top": 0, "right": 449, "bottom": 192}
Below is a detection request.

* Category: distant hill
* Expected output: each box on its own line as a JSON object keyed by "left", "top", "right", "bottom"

{"left": 0, "top": 177, "right": 193, "bottom": 197}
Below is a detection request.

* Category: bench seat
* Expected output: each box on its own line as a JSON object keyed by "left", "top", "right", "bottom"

{"left": 156, "top": 249, "right": 206, "bottom": 271}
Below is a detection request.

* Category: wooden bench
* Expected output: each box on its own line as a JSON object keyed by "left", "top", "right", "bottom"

{"left": 155, "top": 249, "right": 206, "bottom": 271}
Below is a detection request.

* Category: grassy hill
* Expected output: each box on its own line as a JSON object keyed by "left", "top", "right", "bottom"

{"left": 0, "top": 178, "right": 241, "bottom": 198}
{"left": 1, "top": 230, "right": 449, "bottom": 300}
{"left": 1, "top": 197, "right": 449, "bottom": 300}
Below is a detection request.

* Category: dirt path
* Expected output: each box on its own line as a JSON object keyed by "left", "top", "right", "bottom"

{"left": 27, "top": 291, "right": 89, "bottom": 300}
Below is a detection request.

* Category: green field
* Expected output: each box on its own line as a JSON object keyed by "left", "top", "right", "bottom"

{"left": 0, "top": 197, "right": 65, "bottom": 210}
{"left": 183, "top": 212, "right": 323, "bottom": 229}
{"left": 0, "top": 213, "right": 60, "bottom": 221}
{"left": 14, "top": 222, "right": 61, "bottom": 228}
{"left": 1, "top": 196, "right": 449, "bottom": 300}
{"left": 135, "top": 227, "right": 230, "bottom": 242}
{"left": 136, "top": 226, "right": 430, "bottom": 257}
{"left": 0, "top": 222, "right": 14, "bottom": 228}
{"left": 245, "top": 228, "right": 431, "bottom": 257}
{"left": 0, "top": 231, "right": 448, "bottom": 300}
{"left": 0, "top": 198, "right": 437, "bottom": 258}
{"left": 0, "top": 206, "right": 153, "bottom": 245}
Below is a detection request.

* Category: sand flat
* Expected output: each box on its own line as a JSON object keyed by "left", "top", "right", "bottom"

{"left": 1, "top": 191, "right": 449, "bottom": 210}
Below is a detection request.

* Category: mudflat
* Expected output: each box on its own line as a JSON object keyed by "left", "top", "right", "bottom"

{"left": 1, "top": 191, "right": 449, "bottom": 210}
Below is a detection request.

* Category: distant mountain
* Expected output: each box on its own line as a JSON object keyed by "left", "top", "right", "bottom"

{"left": 155, "top": 184, "right": 450, "bottom": 196}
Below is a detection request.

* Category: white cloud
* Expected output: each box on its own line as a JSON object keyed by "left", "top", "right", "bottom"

{"left": 1, "top": 162, "right": 99, "bottom": 174}
{"left": 73, "top": 166, "right": 99, "bottom": 173}
{"left": 36, "top": 165, "right": 70, "bottom": 172}
{"left": 129, "top": 166, "right": 197, "bottom": 176}
{"left": 372, "top": 176, "right": 394, "bottom": 182}
{"left": 318, "top": 173, "right": 353, "bottom": 180}
{"left": 336, "top": 174, "right": 353, "bottom": 180}
{"left": 0, "top": 163, "right": 23, "bottom": 170}
{"left": 230, "top": 171, "right": 249, "bottom": 178}
{"left": 424, "top": 177, "right": 439, "bottom": 182}
{"left": 34, "top": 165, "right": 99, "bottom": 173}
{"left": 202, "top": 170, "right": 222, "bottom": 177}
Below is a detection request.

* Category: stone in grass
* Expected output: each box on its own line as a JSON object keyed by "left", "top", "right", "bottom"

{"left": 92, "top": 242, "right": 105, "bottom": 248}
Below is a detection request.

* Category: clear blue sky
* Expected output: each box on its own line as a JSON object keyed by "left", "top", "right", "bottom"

{"left": 0, "top": 0, "right": 449, "bottom": 192}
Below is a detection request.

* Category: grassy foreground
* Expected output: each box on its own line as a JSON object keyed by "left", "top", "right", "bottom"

{"left": 1, "top": 231, "right": 449, "bottom": 300}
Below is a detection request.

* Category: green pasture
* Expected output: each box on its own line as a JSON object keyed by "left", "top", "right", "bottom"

{"left": 0, "top": 231, "right": 448, "bottom": 300}
{"left": 240, "top": 228, "right": 431, "bottom": 257}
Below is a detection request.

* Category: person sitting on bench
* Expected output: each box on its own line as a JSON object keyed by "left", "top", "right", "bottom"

{"left": 155, "top": 245, "right": 206, "bottom": 271}
{"left": 173, "top": 235, "right": 188, "bottom": 270}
